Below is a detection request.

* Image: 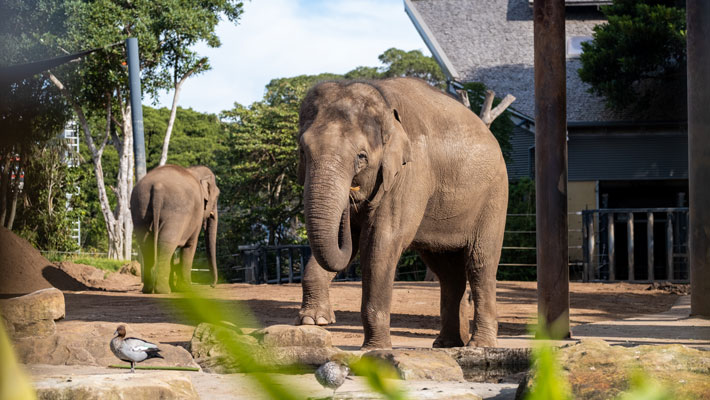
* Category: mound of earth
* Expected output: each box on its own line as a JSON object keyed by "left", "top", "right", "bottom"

{"left": 0, "top": 227, "right": 142, "bottom": 297}
{"left": 0, "top": 227, "right": 55, "bottom": 297}
{"left": 54, "top": 262, "right": 141, "bottom": 292}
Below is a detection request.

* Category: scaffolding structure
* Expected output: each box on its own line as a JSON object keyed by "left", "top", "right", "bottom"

{"left": 62, "top": 121, "right": 81, "bottom": 248}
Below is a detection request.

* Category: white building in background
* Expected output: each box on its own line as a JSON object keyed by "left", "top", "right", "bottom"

{"left": 62, "top": 121, "right": 81, "bottom": 248}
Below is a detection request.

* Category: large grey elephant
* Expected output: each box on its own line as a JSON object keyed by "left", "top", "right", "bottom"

{"left": 131, "top": 165, "right": 219, "bottom": 294}
{"left": 297, "top": 77, "right": 508, "bottom": 349}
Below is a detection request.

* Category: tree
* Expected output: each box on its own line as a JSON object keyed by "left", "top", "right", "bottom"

{"left": 36, "top": 0, "right": 243, "bottom": 259}
{"left": 343, "top": 48, "right": 447, "bottom": 88}
{"left": 578, "top": 0, "right": 687, "bottom": 114}
{"left": 217, "top": 76, "right": 340, "bottom": 246}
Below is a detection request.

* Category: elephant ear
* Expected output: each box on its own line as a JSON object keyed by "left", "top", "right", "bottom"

{"left": 382, "top": 109, "right": 411, "bottom": 192}
{"left": 199, "top": 176, "right": 213, "bottom": 210}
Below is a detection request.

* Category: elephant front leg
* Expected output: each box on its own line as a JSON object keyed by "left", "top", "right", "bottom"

{"left": 360, "top": 242, "right": 401, "bottom": 350}
{"left": 298, "top": 256, "right": 337, "bottom": 325}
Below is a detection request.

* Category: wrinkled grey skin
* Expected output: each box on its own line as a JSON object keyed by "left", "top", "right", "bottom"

{"left": 297, "top": 78, "right": 508, "bottom": 349}
{"left": 131, "top": 165, "right": 220, "bottom": 294}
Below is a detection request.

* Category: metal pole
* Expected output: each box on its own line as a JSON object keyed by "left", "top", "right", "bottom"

{"left": 647, "top": 212, "right": 654, "bottom": 281}
{"left": 687, "top": 0, "right": 710, "bottom": 315}
{"left": 126, "top": 38, "right": 147, "bottom": 181}
{"left": 534, "top": 0, "right": 569, "bottom": 337}
{"left": 627, "top": 213, "right": 634, "bottom": 281}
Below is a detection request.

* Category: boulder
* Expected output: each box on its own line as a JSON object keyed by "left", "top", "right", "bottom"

{"left": 516, "top": 339, "right": 710, "bottom": 400}
{"left": 33, "top": 371, "right": 199, "bottom": 400}
{"left": 0, "top": 288, "right": 65, "bottom": 339}
{"left": 119, "top": 261, "right": 141, "bottom": 277}
{"left": 13, "top": 321, "right": 199, "bottom": 369}
{"left": 190, "top": 323, "right": 343, "bottom": 373}
{"left": 365, "top": 349, "right": 465, "bottom": 382}
{"left": 253, "top": 324, "right": 332, "bottom": 347}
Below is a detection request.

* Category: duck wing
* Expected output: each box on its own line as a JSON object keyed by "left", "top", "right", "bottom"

{"left": 120, "top": 337, "right": 163, "bottom": 362}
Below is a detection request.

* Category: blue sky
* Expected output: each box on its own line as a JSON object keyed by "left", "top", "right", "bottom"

{"left": 151, "top": 0, "right": 429, "bottom": 115}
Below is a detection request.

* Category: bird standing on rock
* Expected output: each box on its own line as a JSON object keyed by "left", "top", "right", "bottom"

{"left": 315, "top": 360, "right": 350, "bottom": 397}
{"left": 110, "top": 325, "right": 163, "bottom": 372}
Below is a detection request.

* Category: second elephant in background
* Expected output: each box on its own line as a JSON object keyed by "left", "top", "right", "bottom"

{"left": 131, "top": 165, "right": 220, "bottom": 294}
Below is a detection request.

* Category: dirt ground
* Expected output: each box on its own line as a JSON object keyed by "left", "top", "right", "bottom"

{"left": 59, "top": 281, "right": 679, "bottom": 350}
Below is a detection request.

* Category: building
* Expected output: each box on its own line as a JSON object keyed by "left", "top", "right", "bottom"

{"left": 405, "top": 0, "right": 689, "bottom": 281}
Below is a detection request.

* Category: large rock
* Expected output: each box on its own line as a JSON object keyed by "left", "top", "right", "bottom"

{"left": 365, "top": 349, "right": 465, "bottom": 382}
{"left": 33, "top": 371, "right": 199, "bottom": 399}
{"left": 190, "top": 323, "right": 343, "bottom": 373}
{"left": 14, "top": 321, "right": 199, "bottom": 369}
{"left": 516, "top": 339, "right": 710, "bottom": 399}
{"left": 0, "top": 288, "right": 65, "bottom": 338}
{"left": 254, "top": 324, "right": 332, "bottom": 347}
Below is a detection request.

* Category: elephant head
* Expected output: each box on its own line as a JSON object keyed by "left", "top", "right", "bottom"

{"left": 298, "top": 81, "right": 411, "bottom": 272}
{"left": 188, "top": 166, "right": 220, "bottom": 286}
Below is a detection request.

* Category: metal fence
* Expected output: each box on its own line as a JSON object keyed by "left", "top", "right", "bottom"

{"left": 582, "top": 208, "right": 689, "bottom": 283}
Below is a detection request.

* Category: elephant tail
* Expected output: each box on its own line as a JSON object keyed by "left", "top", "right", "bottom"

{"left": 151, "top": 183, "right": 165, "bottom": 282}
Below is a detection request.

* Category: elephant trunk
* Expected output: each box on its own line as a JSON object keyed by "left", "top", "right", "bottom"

{"left": 304, "top": 165, "right": 353, "bottom": 273}
{"left": 205, "top": 211, "right": 218, "bottom": 286}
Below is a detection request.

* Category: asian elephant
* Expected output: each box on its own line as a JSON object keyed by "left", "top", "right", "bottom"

{"left": 296, "top": 77, "right": 508, "bottom": 349}
{"left": 130, "top": 165, "right": 220, "bottom": 294}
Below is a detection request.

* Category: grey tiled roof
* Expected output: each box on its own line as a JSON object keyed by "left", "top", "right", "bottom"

{"left": 408, "top": 0, "right": 622, "bottom": 122}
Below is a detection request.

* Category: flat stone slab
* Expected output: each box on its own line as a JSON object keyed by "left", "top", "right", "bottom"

{"left": 14, "top": 321, "right": 199, "bottom": 369}
{"left": 364, "top": 349, "right": 465, "bottom": 382}
{"left": 33, "top": 371, "right": 199, "bottom": 399}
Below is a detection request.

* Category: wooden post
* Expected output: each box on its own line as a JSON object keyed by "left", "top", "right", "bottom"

{"left": 582, "top": 212, "right": 590, "bottom": 282}
{"left": 666, "top": 212, "right": 674, "bottom": 281}
{"left": 608, "top": 212, "right": 615, "bottom": 281}
{"left": 587, "top": 213, "right": 595, "bottom": 281}
{"left": 627, "top": 213, "right": 635, "bottom": 281}
{"left": 288, "top": 247, "right": 294, "bottom": 284}
{"left": 687, "top": 0, "right": 710, "bottom": 316}
{"left": 647, "top": 212, "right": 654, "bottom": 281}
{"left": 275, "top": 248, "right": 282, "bottom": 284}
{"left": 534, "top": 0, "right": 569, "bottom": 337}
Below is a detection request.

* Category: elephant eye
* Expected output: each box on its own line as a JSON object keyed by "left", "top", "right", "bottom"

{"left": 355, "top": 151, "right": 368, "bottom": 172}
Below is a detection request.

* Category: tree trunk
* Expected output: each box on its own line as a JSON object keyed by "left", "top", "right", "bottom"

{"left": 0, "top": 152, "right": 11, "bottom": 224}
{"left": 5, "top": 183, "right": 18, "bottom": 230}
{"left": 158, "top": 63, "right": 203, "bottom": 166}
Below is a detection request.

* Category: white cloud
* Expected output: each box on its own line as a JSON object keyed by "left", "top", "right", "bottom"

{"left": 150, "top": 0, "right": 428, "bottom": 114}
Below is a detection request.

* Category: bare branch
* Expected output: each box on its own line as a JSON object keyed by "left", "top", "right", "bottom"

{"left": 159, "top": 58, "right": 207, "bottom": 166}
{"left": 479, "top": 89, "right": 516, "bottom": 128}
{"left": 456, "top": 89, "right": 470, "bottom": 108}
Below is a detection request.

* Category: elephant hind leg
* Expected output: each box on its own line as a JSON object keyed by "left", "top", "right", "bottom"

{"left": 174, "top": 238, "right": 199, "bottom": 292}
{"left": 155, "top": 241, "right": 179, "bottom": 294}
{"left": 418, "top": 249, "right": 470, "bottom": 348}
{"left": 466, "top": 213, "right": 506, "bottom": 348}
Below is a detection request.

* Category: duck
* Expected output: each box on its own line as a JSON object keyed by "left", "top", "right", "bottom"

{"left": 315, "top": 360, "right": 350, "bottom": 396}
{"left": 110, "top": 325, "right": 163, "bottom": 372}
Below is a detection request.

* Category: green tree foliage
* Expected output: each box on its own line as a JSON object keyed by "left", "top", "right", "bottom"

{"left": 578, "top": 0, "right": 687, "bottom": 114}
{"left": 343, "top": 48, "right": 446, "bottom": 88}
{"left": 143, "top": 106, "right": 224, "bottom": 169}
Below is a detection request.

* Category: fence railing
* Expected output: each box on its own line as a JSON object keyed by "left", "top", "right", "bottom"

{"left": 582, "top": 208, "right": 689, "bottom": 283}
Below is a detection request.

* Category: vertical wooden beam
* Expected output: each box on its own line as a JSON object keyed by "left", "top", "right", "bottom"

{"left": 587, "top": 213, "right": 595, "bottom": 281}
{"left": 582, "top": 212, "right": 590, "bottom": 282}
{"left": 275, "top": 248, "right": 282, "bottom": 283}
{"left": 666, "top": 212, "right": 674, "bottom": 281}
{"left": 687, "top": 0, "right": 710, "bottom": 316}
{"left": 534, "top": 0, "right": 569, "bottom": 337}
{"left": 647, "top": 212, "right": 654, "bottom": 281}
{"left": 288, "top": 247, "right": 294, "bottom": 284}
{"left": 608, "top": 213, "right": 615, "bottom": 281}
{"left": 627, "top": 213, "right": 635, "bottom": 281}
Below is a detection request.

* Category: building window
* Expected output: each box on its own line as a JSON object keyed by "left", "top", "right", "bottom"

{"left": 567, "top": 36, "right": 592, "bottom": 58}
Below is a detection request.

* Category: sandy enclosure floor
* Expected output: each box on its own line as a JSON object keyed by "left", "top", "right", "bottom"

{"left": 58, "top": 281, "right": 678, "bottom": 349}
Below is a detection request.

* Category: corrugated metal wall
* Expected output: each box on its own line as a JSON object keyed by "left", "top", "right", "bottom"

{"left": 505, "top": 125, "right": 688, "bottom": 182}
{"left": 568, "top": 133, "right": 688, "bottom": 181}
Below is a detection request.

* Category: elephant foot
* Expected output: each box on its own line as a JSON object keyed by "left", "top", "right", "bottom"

{"left": 432, "top": 335, "right": 465, "bottom": 348}
{"left": 154, "top": 283, "right": 172, "bottom": 294}
{"left": 297, "top": 306, "right": 335, "bottom": 326}
{"left": 142, "top": 284, "right": 154, "bottom": 294}
{"left": 467, "top": 335, "right": 497, "bottom": 348}
{"left": 361, "top": 339, "right": 392, "bottom": 351}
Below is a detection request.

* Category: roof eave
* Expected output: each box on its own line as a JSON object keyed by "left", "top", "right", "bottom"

{"left": 403, "top": 0, "right": 460, "bottom": 81}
